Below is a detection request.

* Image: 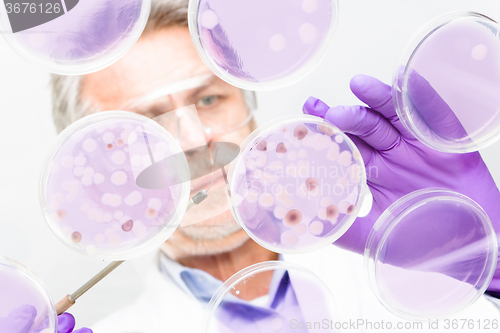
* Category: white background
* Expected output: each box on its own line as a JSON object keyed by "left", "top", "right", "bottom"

{"left": 1, "top": 0, "right": 500, "bottom": 328}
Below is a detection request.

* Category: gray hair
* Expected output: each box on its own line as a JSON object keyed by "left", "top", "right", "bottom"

{"left": 51, "top": 0, "right": 256, "bottom": 133}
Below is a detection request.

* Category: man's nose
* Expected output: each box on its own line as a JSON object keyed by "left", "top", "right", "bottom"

{"left": 154, "top": 103, "right": 208, "bottom": 151}
{"left": 176, "top": 110, "right": 208, "bottom": 151}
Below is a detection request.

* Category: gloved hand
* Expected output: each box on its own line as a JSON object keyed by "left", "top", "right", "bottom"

{"left": 58, "top": 313, "right": 92, "bottom": 333}
{"left": 0, "top": 305, "right": 92, "bottom": 333}
{"left": 303, "top": 74, "right": 500, "bottom": 294}
{"left": 0, "top": 305, "right": 37, "bottom": 333}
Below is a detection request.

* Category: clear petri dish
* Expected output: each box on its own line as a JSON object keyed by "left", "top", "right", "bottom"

{"left": 0, "top": 257, "right": 57, "bottom": 333}
{"left": 365, "top": 188, "right": 498, "bottom": 321}
{"left": 0, "top": 0, "right": 151, "bottom": 75}
{"left": 227, "top": 115, "right": 366, "bottom": 254}
{"left": 393, "top": 12, "right": 500, "bottom": 153}
{"left": 204, "top": 261, "right": 338, "bottom": 333}
{"left": 188, "top": 0, "right": 338, "bottom": 90}
{"left": 40, "top": 111, "right": 191, "bottom": 261}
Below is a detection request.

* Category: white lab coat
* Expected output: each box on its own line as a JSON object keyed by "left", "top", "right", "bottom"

{"left": 92, "top": 246, "right": 500, "bottom": 333}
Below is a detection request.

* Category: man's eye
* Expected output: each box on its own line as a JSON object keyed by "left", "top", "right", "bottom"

{"left": 197, "top": 95, "right": 218, "bottom": 107}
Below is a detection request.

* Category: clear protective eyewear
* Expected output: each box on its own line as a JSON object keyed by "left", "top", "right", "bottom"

{"left": 120, "top": 73, "right": 257, "bottom": 140}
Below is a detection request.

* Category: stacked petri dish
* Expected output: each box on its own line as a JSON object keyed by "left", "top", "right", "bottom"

{"left": 365, "top": 189, "right": 498, "bottom": 320}
{"left": 204, "top": 261, "right": 338, "bottom": 333}
{"left": 0, "top": 0, "right": 151, "bottom": 74}
{"left": 227, "top": 115, "right": 367, "bottom": 254}
{"left": 393, "top": 12, "right": 500, "bottom": 153}
{"left": 0, "top": 257, "right": 57, "bottom": 332}
{"left": 188, "top": 0, "right": 338, "bottom": 90}
{"left": 39, "top": 111, "right": 191, "bottom": 261}
{"left": 378, "top": 11, "right": 500, "bottom": 319}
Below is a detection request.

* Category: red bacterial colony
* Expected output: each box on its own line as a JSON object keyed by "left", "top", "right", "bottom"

{"left": 318, "top": 124, "right": 335, "bottom": 136}
{"left": 256, "top": 140, "right": 267, "bottom": 151}
{"left": 284, "top": 209, "right": 303, "bottom": 227}
{"left": 276, "top": 143, "right": 287, "bottom": 153}
{"left": 122, "top": 220, "right": 134, "bottom": 232}
{"left": 146, "top": 208, "right": 158, "bottom": 219}
{"left": 326, "top": 204, "right": 339, "bottom": 220}
{"left": 57, "top": 210, "right": 66, "bottom": 219}
{"left": 294, "top": 125, "right": 308, "bottom": 140}
{"left": 71, "top": 232, "right": 82, "bottom": 243}
{"left": 305, "top": 177, "right": 319, "bottom": 191}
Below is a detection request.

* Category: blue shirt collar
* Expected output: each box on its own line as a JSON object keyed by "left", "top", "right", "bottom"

{"left": 158, "top": 253, "right": 286, "bottom": 305}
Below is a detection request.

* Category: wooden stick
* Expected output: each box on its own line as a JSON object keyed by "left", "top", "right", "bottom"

{"left": 55, "top": 295, "right": 75, "bottom": 315}
{"left": 55, "top": 186, "right": 208, "bottom": 314}
{"left": 56, "top": 261, "right": 124, "bottom": 315}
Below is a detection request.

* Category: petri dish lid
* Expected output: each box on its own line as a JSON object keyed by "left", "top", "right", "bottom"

{"left": 393, "top": 12, "right": 500, "bottom": 153}
{"left": 365, "top": 188, "right": 498, "bottom": 321}
{"left": 227, "top": 115, "right": 366, "bottom": 254}
{"left": 39, "top": 111, "right": 191, "bottom": 261}
{"left": 188, "top": 0, "right": 338, "bottom": 90}
{"left": 204, "top": 261, "right": 338, "bottom": 333}
{"left": 0, "top": 257, "right": 57, "bottom": 333}
{"left": 0, "top": 0, "right": 151, "bottom": 75}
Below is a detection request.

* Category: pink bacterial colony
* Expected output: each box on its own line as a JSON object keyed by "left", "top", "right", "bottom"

{"left": 44, "top": 117, "right": 182, "bottom": 257}
{"left": 231, "top": 120, "right": 363, "bottom": 252}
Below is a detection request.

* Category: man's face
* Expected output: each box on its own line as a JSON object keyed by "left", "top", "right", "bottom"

{"left": 81, "top": 26, "right": 254, "bottom": 256}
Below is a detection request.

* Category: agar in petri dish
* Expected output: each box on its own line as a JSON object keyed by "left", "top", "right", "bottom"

{"left": 188, "top": 0, "right": 338, "bottom": 90}
{"left": 365, "top": 188, "right": 498, "bottom": 321}
{"left": 0, "top": 257, "right": 57, "bottom": 333}
{"left": 0, "top": 0, "right": 151, "bottom": 75}
{"left": 40, "top": 111, "right": 191, "bottom": 261}
{"left": 227, "top": 115, "right": 366, "bottom": 254}
{"left": 203, "top": 261, "right": 338, "bottom": 333}
{"left": 393, "top": 12, "right": 500, "bottom": 153}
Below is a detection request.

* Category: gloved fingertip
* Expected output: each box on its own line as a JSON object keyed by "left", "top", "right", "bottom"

{"left": 395, "top": 66, "right": 406, "bottom": 87}
{"left": 406, "top": 68, "right": 430, "bottom": 94}
{"left": 350, "top": 73, "right": 370, "bottom": 84}
{"left": 350, "top": 75, "right": 392, "bottom": 110}
{"left": 324, "top": 105, "right": 355, "bottom": 131}
{"left": 10, "top": 304, "right": 37, "bottom": 320}
{"left": 326, "top": 104, "right": 350, "bottom": 119}
{"left": 58, "top": 313, "right": 76, "bottom": 333}
{"left": 349, "top": 74, "right": 373, "bottom": 94}
{"left": 74, "top": 328, "right": 93, "bottom": 333}
{"left": 303, "top": 96, "right": 330, "bottom": 118}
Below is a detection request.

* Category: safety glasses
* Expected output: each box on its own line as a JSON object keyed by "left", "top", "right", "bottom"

{"left": 120, "top": 73, "right": 256, "bottom": 140}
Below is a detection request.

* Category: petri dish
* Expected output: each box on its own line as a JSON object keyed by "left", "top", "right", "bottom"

{"left": 188, "top": 0, "right": 338, "bottom": 90}
{"left": 227, "top": 115, "right": 366, "bottom": 254}
{"left": 365, "top": 188, "right": 498, "bottom": 321}
{"left": 0, "top": 0, "right": 151, "bottom": 75}
{"left": 40, "top": 111, "right": 191, "bottom": 261}
{"left": 0, "top": 257, "right": 57, "bottom": 333}
{"left": 393, "top": 12, "right": 500, "bottom": 153}
{"left": 204, "top": 261, "right": 338, "bottom": 333}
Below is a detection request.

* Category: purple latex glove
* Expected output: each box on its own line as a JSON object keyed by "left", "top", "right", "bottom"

{"left": 58, "top": 313, "right": 93, "bottom": 333}
{"left": 0, "top": 307, "right": 92, "bottom": 333}
{"left": 0, "top": 305, "right": 37, "bottom": 333}
{"left": 303, "top": 74, "right": 500, "bottom": 294}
